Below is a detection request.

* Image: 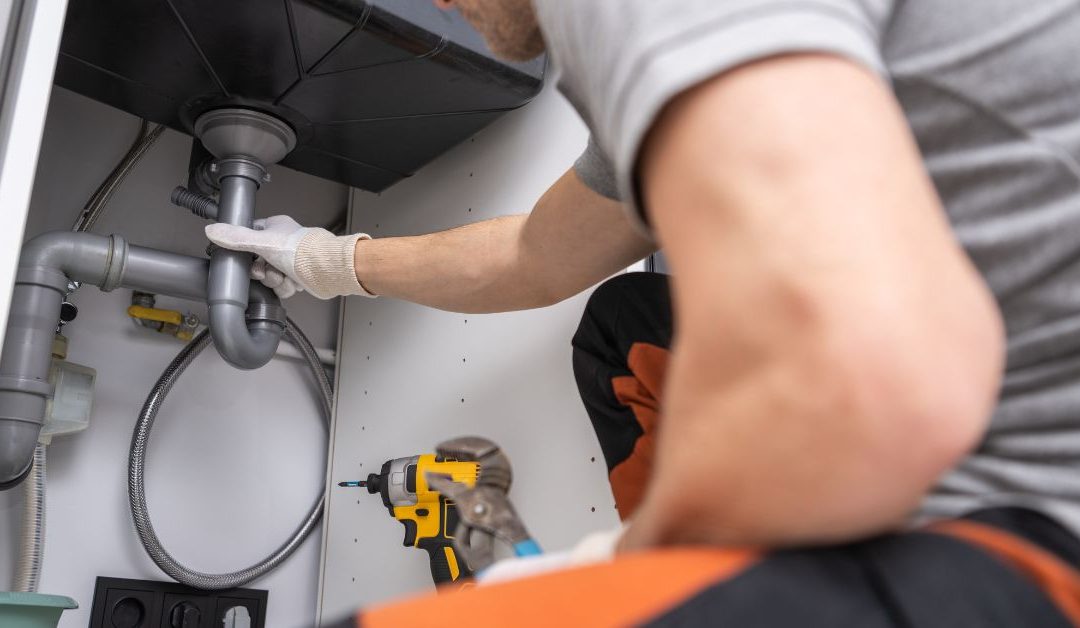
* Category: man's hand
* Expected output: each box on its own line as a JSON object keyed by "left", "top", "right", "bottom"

{"left": 205, "top": 216, "right": 372, "bottom": 300}
{"left": 621, "top": 54, "right": 1005, "bottom": 550}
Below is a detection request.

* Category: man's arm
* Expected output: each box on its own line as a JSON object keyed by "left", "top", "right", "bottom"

{"left": 353, "top": 169, "right": 655, "bottom": 313}
{"left": 621, "top": 54, "right": 1005, "bottom": 550}
{"left": 206, "top": 168, "right": 654, "bottom": 310}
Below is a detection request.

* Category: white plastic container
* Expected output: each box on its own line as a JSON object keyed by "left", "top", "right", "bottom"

{"left": 41, "top": 358, "right": 95, "bottom": 441}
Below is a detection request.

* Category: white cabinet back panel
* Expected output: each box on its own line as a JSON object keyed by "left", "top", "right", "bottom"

{"left": 318, "top": 85, "right": 621, "bottom": 621}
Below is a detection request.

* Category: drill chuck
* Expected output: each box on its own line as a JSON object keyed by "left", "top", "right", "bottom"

{"left": 336, "top": 473, "right": 383, "bottom": 494}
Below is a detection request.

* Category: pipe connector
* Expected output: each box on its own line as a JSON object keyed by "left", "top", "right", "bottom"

{"left": 246, "top": 284, "right": 287, "bottom": 328}
{"left": 171, "top": 186, "right": 218, "bottom": 220}
{"left": 212, "top": 158, "right": 268, "bottom": 187}
{"left": 101, "top": 234, "right": 128, "bottom": 292}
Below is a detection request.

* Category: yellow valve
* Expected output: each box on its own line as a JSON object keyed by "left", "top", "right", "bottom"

{"left": 127, "top": 305, "right": 198, "bottom": 341}
{"left": 127, "top": 305, "right": 183, "bottom": 327}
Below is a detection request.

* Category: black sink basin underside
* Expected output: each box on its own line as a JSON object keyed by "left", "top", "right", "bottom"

{"left": 55, "top": 0, "right": 546, "bottom": 191}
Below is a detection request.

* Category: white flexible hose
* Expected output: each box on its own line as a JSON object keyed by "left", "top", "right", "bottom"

{"left": 13, "top": 443, "right": 46, "bottom": 592}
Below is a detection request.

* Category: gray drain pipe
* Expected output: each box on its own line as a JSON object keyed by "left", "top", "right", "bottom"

{"left": 195, "top": 109, "right": 296, "bottom": 371}
{"left": 1, "top": 107, "right": 298, "bottom": 487}
{"left": 0, "top": 231, "right": 285, "bottom": 487}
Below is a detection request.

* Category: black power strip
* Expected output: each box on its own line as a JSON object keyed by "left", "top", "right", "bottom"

{"left": 89, "top": 577, "right": 268, "bottom": 628}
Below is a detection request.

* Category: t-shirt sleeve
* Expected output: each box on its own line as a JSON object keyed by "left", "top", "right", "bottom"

{"left": 535, "top": 0, "right": 895, "bottom": 234}
{"left": 573, "top": 136, "right": 620, "bottom": 201}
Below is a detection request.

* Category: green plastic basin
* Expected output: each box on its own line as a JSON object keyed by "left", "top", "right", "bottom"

{"left": 0, "top": 592, "right": 78, "bottom": 628}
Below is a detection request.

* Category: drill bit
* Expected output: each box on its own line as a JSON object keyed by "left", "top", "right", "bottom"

{"left": 338, "top": 480, "right": 367, "bottom": 488}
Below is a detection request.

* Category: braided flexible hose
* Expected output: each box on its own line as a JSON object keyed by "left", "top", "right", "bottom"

{"left": 73, "top": 121, "right": 166, "bottom": 233}
{"left": 128, "top": 318, "right": 332, "bottom": 589}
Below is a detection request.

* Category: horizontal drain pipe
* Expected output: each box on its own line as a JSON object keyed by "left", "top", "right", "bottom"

{"left": 0, "top": 231, "right": 285, "bottom": 489}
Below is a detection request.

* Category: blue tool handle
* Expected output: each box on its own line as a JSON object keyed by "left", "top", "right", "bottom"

{"left": 513, "top": 539, "right": 542, "bottom": 557}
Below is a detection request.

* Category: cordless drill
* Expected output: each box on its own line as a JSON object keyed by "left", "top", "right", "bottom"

{"left": 340, "top": 454, "right": 479, "bottom": 586}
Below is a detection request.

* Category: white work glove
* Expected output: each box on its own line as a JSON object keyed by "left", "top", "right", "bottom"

{"left": 205, "top": 215, "right": 375, "bottom": 300}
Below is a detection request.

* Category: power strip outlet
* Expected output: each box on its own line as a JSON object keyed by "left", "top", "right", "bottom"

{"left": 89, "top": 577, "right": 268, "bottom": 628}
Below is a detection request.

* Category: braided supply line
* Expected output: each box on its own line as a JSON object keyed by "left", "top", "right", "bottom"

{"left": 128, "top": 317, "right": 332, "bottom": 589}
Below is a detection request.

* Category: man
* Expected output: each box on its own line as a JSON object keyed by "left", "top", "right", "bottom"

{"left": 207, "top": 0, "right": 1080, "bottom": 624}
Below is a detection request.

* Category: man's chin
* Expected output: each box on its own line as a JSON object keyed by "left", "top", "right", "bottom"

{"left": 487, "top": 40, "right": 546, "bottom": 63}
{"left": 481, "top": 25, "right": 546, "bottom": 63}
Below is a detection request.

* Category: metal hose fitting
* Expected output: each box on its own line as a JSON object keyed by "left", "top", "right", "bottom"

{"left": 128, "top": 318, "right": 332, "bottom": 589}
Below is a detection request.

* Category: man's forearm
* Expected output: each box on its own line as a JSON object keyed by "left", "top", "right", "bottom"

{"left": 352, "top": 169, "right": 655, "bottom": 314}
{"left": 203, "top": 167, "right": 650, "bottom": 305}
{"left": 353, "top": 215, "right": 550, "bottom": 313}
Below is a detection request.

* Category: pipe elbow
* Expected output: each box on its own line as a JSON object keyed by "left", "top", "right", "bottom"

{"left": 0, "top": 420, "right": 37, "bottom": 489}
{"left": 208, "top": 303, "right": 284, "bottom": 370}
{"left": 19, "top": 231, "right": 79, "bottom": 269}
{"left": 17, "top": 231, "right": 122, "bottom": 292}
{"left": 207, "top": 255, "right": 285, "bottom": 370}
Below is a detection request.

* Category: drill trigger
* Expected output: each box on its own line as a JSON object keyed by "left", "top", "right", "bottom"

{"left": 401, "top": 519, "right": 418, "bottom": 547}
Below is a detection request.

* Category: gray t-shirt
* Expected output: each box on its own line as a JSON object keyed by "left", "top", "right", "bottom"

{"left": 542, "top": 0, "right": 1080, "bottom": 537}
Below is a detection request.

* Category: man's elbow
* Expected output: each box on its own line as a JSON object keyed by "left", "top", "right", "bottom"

{"left": 830, "top": 285, "right": 1005, "bottom": 524}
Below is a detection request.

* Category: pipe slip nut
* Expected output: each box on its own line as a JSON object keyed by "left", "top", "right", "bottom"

{"left": 211, "top": 158, "right": 268, "bottom": 187}
{"left": 245, "top": 301, "right": 287, "bottom": 328}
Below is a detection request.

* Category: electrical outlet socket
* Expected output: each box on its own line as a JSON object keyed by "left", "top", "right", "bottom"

{"left": 89, "top": 576, "right": 268, "bottom": 628}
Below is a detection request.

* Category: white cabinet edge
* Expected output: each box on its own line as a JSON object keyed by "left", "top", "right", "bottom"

{"left": 0, "top": 0, "right": 70, "bottom": 353}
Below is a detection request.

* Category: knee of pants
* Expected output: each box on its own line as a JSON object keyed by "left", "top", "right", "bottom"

{"left": 573, "top": 272, "right": 673, "bottom": 363}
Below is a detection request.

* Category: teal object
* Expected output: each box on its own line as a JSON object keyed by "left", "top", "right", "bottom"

{"left": 0, "top": 592, "right": 78, "bottom": 628}
{"left": 513, "top": 539, "right": 542, "bottom": 557}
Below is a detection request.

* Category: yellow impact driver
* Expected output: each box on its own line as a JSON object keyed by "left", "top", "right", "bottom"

{"left": 340, "top": 454, "right": 479, "bottom": 586}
